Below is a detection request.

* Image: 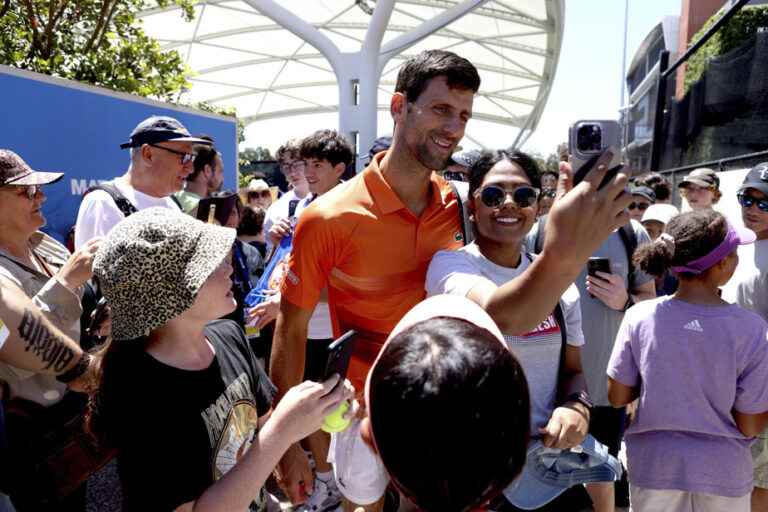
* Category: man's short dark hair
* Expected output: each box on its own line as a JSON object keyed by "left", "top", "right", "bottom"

{"left": 469, "top": 150, "right": 542, "bottom": 197}
{"left": 395, "top": 50, "right": 481, "bottom": 103}
{"left": 369, "top": 317, "right": 530, "bottom": 511}
{"left": 300, "top": 129, "right": 355, "bottom": 179}
{"left": 187, "top": 135, "right": 217, "bottom": 182}
{"left": 276, "top": 139, "right": 300, "bottom": 162}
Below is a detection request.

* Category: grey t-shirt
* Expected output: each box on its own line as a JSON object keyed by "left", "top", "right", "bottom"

{"left": 425, "top": 243, "right": 584, "bottom": 433}
{"left": 722, "top": 239, "right": 768, "bottom": 321}
{"left": 526, "top": 220, "right": 653, "bottom": 406}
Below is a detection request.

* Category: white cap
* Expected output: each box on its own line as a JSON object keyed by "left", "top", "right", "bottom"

{"left": 247, "top": 178, "right": 269, "bottom": 192}
{"left": 642, "top": 204, "right": 678, "bottom": 225}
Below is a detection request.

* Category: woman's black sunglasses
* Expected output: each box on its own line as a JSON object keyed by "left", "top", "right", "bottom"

{"left": 479, "top": 185, "right": 539, "bottom": 208}
{"left": 738, "top": 192, "right": 768, "bottom": 213}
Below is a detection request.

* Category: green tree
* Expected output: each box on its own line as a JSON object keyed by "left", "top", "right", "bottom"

{"left": 239, "top": 147, "right": 275, "bottom": 189}
{"left": 240, "top": 147, "right": 274, "bottom": 163}
{"left": 0, "top": 0, "right": 195, "bottom": 100}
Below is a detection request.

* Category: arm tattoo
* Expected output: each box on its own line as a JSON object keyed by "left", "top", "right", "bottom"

{"left": 17, "top": 307, "right": 76, "bottom": 373}
{"left": 56, "top": 351, "right": 92, "bottom": 384}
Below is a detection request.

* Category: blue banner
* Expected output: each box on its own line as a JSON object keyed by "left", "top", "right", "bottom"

{"left": 0, "top": 66, "right": 238, "bottom": 242}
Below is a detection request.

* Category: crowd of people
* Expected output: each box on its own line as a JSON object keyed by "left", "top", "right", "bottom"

{"left": 0, "top": 48, "right": 767, "bottom": 512}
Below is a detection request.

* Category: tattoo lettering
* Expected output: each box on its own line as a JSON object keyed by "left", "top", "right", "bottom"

{"left": 17, "top": 308, "right": 75, "bottom": 373}
{"left": 56, "top": 352, "right": 91, "bottom": 384}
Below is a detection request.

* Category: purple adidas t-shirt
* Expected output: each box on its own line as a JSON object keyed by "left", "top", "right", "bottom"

{"left": 608, "top": 297, "right": 768, "bottom": 497}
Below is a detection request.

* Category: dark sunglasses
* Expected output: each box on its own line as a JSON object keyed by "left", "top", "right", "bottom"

{"left": 147, "top": 143, "right": 196, "bottom": 165}
{"left": 738, "top": 192, "right": 768, "bottom": 213}
{"left": 628, "top": 202, "right": 650, "bottom": 211}
{"left": 248, "top": 190, "right": 271, "bottom": 199}
{"left": 479, "top": 184, "right": 539, "bottom": 208}
{"left": 5, "top": 184, "right": 40, "bottom": 199}
{"left": 541, "top": 188, "right": 556, "bottom": 199}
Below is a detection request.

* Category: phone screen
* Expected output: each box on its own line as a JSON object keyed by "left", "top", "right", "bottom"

{"left": 322, "top": 330, "right": 357, "bottom": 385}
{"left": 587, "top": 257, "right": 611, "bottom": 277}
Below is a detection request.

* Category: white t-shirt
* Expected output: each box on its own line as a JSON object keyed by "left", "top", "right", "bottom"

{"left": 262, "top": 189, "right": 311, "bottom": 249}
{"left": 74, "top": 178, "right": 181, "bottom": 249}
{"left": 260, "top": 191, "right": 332, "bottom": 339}
{"left": 426, "top": 243, "right": 585, "bottom": 432}
{"left": 722, "top": 238, "right": 768, "bottom": 321}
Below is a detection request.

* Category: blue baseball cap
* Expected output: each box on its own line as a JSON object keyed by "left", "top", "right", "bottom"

{"left": 503, "top": 434, "right": 622, "bottom": 510}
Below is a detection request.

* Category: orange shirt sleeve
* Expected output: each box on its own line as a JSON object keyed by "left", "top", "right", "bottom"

{"left": 280, "top": 203, "right": 337, "bottom": 311}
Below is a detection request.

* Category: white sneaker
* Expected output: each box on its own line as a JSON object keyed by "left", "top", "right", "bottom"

{"left": 296, "top": 477, "right": 342, "bottom": 512}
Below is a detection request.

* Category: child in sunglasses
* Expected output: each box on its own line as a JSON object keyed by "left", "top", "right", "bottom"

{"left": 627, "top": 186, "right": 656, "bottom": 222}
{"left": 426, "top": 150, "right": 591, "bottom": 506}
{"left": 721, "top": 162, "right": 768, "bottom": 509}
{"left": 608, "top": 209, "right": 768, "bottom": 512}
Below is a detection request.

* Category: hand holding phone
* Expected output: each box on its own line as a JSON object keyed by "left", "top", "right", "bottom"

{"left": 321, "top": 331, "right": 357, "bottom": 433}
{"left": 587, "top": 257, "right": 611, "bottom": 278}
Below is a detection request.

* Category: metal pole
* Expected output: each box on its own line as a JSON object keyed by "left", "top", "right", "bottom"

{"left": 620, "top": 0, "right": 629, "bottom": 109}
{"left": 649, "top": 50, "right": 669, "bottom": 173}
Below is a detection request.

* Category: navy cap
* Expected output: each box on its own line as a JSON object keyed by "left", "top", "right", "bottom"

{"left": 630, "top": 185, "right": 656, "bottom": 203}
{"left": 367, "top": 136, "right": 392, "bottom": 162}
{"left": 739, "top": 162, "right": 768, "bottom": 196}
{"left": 120, "top": 116, "right": 213, "bottom": 149}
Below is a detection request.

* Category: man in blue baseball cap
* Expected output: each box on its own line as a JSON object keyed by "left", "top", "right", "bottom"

{"left": 74, "top": 116, "right": 212, "bottom": 248}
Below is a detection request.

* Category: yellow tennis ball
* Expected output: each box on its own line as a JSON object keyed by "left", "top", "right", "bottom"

{"left": 321, "top": 401, "right": 351, "bottom": 433}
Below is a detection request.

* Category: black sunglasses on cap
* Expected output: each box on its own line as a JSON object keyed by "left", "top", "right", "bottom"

{"left": 738, "top": 192, "right": 768, "bottom": 213}
{"left": 478, "top": 184, "right": 539, "bottom": 208}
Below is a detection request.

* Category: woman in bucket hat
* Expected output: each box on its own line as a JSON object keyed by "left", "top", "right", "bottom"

{"left": 87, "top": 207, "right": 354, "bottom": 511}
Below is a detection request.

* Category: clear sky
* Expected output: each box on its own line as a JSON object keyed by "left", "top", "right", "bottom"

{"left": 241, "top": 1, "right": 682, "bottom": 158}
{"left": 522, "top": 0, "right": 681, "bottom": 157}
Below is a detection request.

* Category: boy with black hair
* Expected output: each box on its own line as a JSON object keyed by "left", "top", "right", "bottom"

{"left": 299, "top": 129, "right": 355, "bottom": 195}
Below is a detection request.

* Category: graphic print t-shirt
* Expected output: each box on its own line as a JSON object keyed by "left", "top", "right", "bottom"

{"left": 114, "top": 320, "right": 276, "bottom": 511}
{"left": 426, "top": 243, "right": 584, "bottom": 433}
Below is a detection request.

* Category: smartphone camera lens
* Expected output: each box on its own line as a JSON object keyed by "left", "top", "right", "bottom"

{"left": 577, "top": 124, "right": 603, "bottom": 153}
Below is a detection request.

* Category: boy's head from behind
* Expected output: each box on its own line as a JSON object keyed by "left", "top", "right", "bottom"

{"left": 362, "top": 295, "right": 530, "bottom": 511}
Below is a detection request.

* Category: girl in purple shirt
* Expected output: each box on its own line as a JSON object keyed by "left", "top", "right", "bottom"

{"left": 607, "top": 210, "right": 768, "bottom": 512}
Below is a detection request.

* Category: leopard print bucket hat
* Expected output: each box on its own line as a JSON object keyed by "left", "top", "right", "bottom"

{"left": 93, "top": 207, "right": 236, "bottom": 340}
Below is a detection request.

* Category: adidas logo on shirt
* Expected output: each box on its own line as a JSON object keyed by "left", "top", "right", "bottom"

{"left": 683, "top": 319, "right": 704, "bottom": 332}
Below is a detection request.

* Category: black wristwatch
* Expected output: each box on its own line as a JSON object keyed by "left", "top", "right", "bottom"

{"left": 564, "top": 390, "right": 593, "bottom": 412}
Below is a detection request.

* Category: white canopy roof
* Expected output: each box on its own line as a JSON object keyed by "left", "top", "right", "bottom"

{"left": 140, "top": 0, "right": 564, "bottom": 158}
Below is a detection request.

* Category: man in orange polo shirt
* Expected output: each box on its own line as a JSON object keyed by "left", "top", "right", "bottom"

{"left": 271, "top": 50, "right": 632, "bottom": 511}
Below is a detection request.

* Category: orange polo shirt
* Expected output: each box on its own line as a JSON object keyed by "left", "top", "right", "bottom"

{"left": 281, "top": 153, "right": 464, "bottom": 391}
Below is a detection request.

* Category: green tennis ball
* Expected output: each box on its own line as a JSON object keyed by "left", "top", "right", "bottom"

{"left": 321, "top": 401, "right": 351, "bottom": 433}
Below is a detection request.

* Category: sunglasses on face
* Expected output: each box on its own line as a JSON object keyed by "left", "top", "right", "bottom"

{"left": 147, "top": 143, "right": 196, "bottom": 165}
{"left": 628, "top": 202, "right": 650, "bottom": 211}
{"left": 738, "top": 193, "right": 768, "bottom": 213}
{"left": 541, "top": 188, "right": 556, "bottom": 199}
{"left": 5, "top": 184, "right": 40, "bottom": 199}
{"left": 248, "top": 190, "right": 271, "bottom": 199}
{"left": 478, "top": 184, "right": 539, "bottom": 208}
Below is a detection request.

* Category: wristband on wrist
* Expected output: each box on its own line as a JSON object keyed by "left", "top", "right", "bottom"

{"left": 621, "top": 295, "right": 635, "bottom": 312}
{"left": 563, "top": 390, "right": 593, "bottom": 412}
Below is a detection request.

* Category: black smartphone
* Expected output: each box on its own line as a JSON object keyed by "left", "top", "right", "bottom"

{"left": 587, "top": 257, "right": 611, "bottom": 277}
{"left": 322, "top": 330, "right": 357, "bottom": 389}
